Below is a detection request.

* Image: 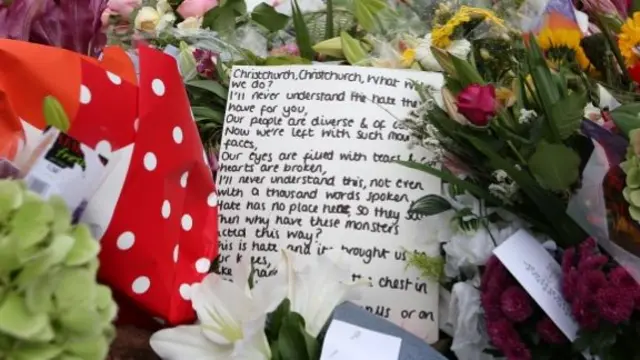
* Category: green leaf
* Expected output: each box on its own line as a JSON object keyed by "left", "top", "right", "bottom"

{"left": 42, "top": 96, "right": 70, "bottom": 132}
{"left": 352, "top": 0, "right": 387, "bottom": 32}
{"left": 528, "top": 141, "right": 580, "bottom": 192}
{"left": 312, "top": 37, "right": 344, "bottom": 59}
{"left": 251, "top": 3, "right": 289, "bottom": 32}
{"left": 550, "top": 91, "right": 587, "bottom": 139}
{"left": 430, "top": 46, "right": 457, "bottom": 76}
{"left": 277, "top": 312, "right": 319, "bottom": 360}
{"left": 202, "top": 0, "right": 246, "bottom": 33}
{"left": 187, "top": 80, "right": 228, "bottom": 100}
{"left": 450, "top": 55, "right": 485, "bottom": 87}
{"left": 192, "top": 107, "right": 224, "bottom": 123}
{"left": 611, "top": 103, "right": 640, "bottom": 137}
{"left": 64, "top": 224, "right": 100, "bottom": 266}
{"left": 408, "top": 194, "right": 452, "bottom": 216}
{"left": 340, "top": 31, "right": 368, "bottom": 65}
{"left": 325, "top": 0, "right": 334, "bottom": 40}
{"left": 266, "top": 298, "right": 291, "bottom": 342}
{"left": 291, "top": 0, "right": 314, "bottom": 60}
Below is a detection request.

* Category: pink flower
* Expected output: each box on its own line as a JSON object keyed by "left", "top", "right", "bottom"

{"left": 500, "top": 286, "right": 533, "bottom": 322}
{"left": 270, "top": 43, "right": 300, "bottom": 57}
{"left": 576, "top": 270, "right": 608, "bottom": 298}
{"left": 107, "top": 0, "right": 142, "bottom": 16}
{"left": 609, "top": 266, "right": 638, "bottom": 289}
{"left": 578, "top": 255, "right": 609, "bottom": 271}
{"left": 536, "top": 316, "right": 567, "bottom": 344}
{"left": 481, "top": 292, "right": 503, "bottom": 321}
{"left": 594, "top": 286, "right": 635, "bottom": 324}
{"left": 572, "top": 297, "right": 600, "bottom": 330}
{"left": 561, "top": 268, "right": 579, "bottom": 302}
{"left": 486, "top": 318, "right": 519, "bottom": 350}
{"left": 177, "top": 0, "right": 218, "bottom": 18}
{"left": 578, "top": 238, "right": 597, "bottom": 258}
{"left": 455, "top": 84, "right": 497, "bottom": 127}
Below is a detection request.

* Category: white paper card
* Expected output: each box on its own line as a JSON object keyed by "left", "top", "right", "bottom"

{"left": 217, "top": 65, "right": 443, "bottom": 341}
{"left": 493, "top": 229, "right": 579, "bottom": 340}
{"left": 320, "top": 320, "right": 402, "bottom": 360}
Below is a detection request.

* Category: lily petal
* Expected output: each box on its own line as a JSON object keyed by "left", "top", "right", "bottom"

{"left": 231, "top": 315, "right": 271, "bottom": 360}
{"left": 150, "top": 325, "right": 232, "bottom": 360}
{"left": 191, "top": 273, "right": 253, "bottom": 345}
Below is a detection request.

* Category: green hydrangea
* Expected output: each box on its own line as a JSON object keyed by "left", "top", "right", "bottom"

{"left": 0, "top": 180, "right": 117, "bottom": 360}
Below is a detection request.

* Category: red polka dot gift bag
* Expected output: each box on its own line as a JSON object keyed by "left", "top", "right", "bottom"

{"left": 0, "top": 40, "right": 219, "bottom": 325}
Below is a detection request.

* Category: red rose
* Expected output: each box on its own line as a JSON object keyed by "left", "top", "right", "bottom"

{"left": 456, "top": 84, "right": 498, "bottom": 127}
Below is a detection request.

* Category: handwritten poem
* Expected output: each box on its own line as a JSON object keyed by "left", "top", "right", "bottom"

{"left": 217, "top": 65, "right": 443, "bottom": 342}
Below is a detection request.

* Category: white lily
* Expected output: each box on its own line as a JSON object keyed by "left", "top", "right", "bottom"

{"left": 415, "top": 33, "right": 471, "bottom": 72}
{"left": 275, "top": 250, "right": 368, "bottom": 337}
{"left": 134, "top": 0, "right": 176, "bottom": 33}
{"left": 150, "top": 265, "right": 273, "bottom": 360}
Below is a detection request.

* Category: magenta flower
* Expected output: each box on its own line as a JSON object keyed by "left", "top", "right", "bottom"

{"left": 576, "top": 270, "right": 608, "bottom": 298}
{"left": 578, "top": 254, "right": 609, "bottom": 271}
{"left": 486, "top": 318, "right": 519, "bottom": 350}
{"left": 562, "top": 268, "right": 579, "bottom": 302}
{"left": 594, "top": 286, "right": 635, "bottom": 324}
{"left": 456, "top": 84, "right": 497, "bottom": 127}
{"left": 572, "top": 297, "right": 600, "bottom": 330}
{"left": 500, "top": 286, "right": 533, "bottom": 322}
{"left": 193, "top": 48, "right": 217, "bottom": 79}
{"left": 561, "top": 248, "right": 576, "bottom": 274}
{"left": 536, "top": 316, "right": 567, "bottom": 344}
{"left": 503, "top": 339, "right": 532, "bottom": 360}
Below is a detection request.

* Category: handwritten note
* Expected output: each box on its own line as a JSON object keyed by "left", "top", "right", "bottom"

{"left": 320, "top": 320, "right": 402, "bottom": 360}
{"left": 217, "top": 65, "right": 443, "bottom": 341}
{"left": 493, "top": 229, "right": 579, "bottom": 340}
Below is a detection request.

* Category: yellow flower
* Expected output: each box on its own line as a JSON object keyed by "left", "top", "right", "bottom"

{"left": 496, "top": 87, "right": 515, "bottom": 107}
{"left": 619, "top": 12, "right": 640, "bottom": 67}
{"left": 431, "top": 6, "right": 505, "bottom": 49}
{"left": 401, "top": 48, "right": 416, "bottom": 67}
{"left": 537, "top": 28, "right": 592, "bottom": 70}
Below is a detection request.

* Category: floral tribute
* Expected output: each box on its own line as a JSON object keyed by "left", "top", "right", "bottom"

{"left": 561, "top": 238, "right": 640, "bottom": 358}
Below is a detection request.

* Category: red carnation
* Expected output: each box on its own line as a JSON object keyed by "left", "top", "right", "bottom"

{"left": 609, "top": 266, "right": 638, "bottom": 289}
{"left": 576, "top": 270, "right": 608, "bottom": 298}
{"left": 562, "top": 268, "right": 579, "bottom": 302}
{"left": 500, "top": 286, "right": 533, "bottom": 322}
{"left": 579, "top": 238, "right": 597, "bottom": 258}
{"left": 486, "top": 318, "right": 519, "bottom": 350}
{"left": 456, "top": 84, "right": 497, "bottom": 127}
{"left": 503, "top": 339, "right": 532, "bottom": 360}
{"left": 536, "top": 316, "right": 567, "bottom": 344}
{"left": 578, "top": 254, "right": 609, "bottom": 271}
{"left": 594, "top": 286, "right": 635, "bottom": 324}
{"left": 481, "top": 292, "right": 504, "bottom": 321}
{"left": 561, "top": 248, "right": 576, "bottom": 274}
{"left": 572, "top": 297, "right": 600, "bottom": 330}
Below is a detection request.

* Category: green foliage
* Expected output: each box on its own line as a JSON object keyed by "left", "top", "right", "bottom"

{"left": 408, "top": 194, "right": 452, "bottom": 216}
{"left": 0, "top": 180, "right": 116, "bottom": 360}
{"left": 405, "top": 251, "right": 444, "bottom": 282}
{"left": 291, "top": 0, "right": 315, "bottom": 61}
{"left": 202, "top": 0, "right": 247, "bottom": 34}
{"left": 251, "top": 3, "right": 289, "bottom": 32}
{"left": 528, "top": 141, "right": 581, "bottom": 192}
{"left": 352, "top": 0, "right": 387, "bottom": 32}
{"left": 42, "top": 96, "right": 70, "bottom": 133}
{"left": 340, "top": 31, "right": 367, "bottom": 65}
{"left": 611, "top": 103, "right": 640, "bottom": 138}
{"left": 266, "top": 299, "right": 320, "bottom": 360}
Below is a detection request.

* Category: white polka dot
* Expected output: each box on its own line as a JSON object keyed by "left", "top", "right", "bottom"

{"left": 132, "top": 276, "right": 151, "bottom": 294}
{"left": 80, "top": 85, "right": 92, "bottom": 104}
{"left": 134, "top": 118, "right": 140, "bottom": 132}
{"left": 207, "top": 192, "right": 218, "bottom": 207}
{"left": 143, "top": 152, "right": 157, "bottom": 171}
{"left": 106, "top": 71, "right": 122, "bottom": 85}
{"left": 179, "top": 283, "right": 191, "bottom": 300}
{"left": 152, "top": 79, "right": 165, "bottom": 96}
{"left": 173, "top": 126, "right": 183, "bottom": 144}
{"left": 173, "top": 245, "right": 179, "bottom": 263}
{"left": 181, "top": 214, "right": 193, "bottom": 231}
{"left": 116, "top": 231, "right": 135, "bottom": 250}
{"left": 96, "top": 140, "right": 112, "bottom": 156}
{"left": 195, "top": 258, "right": 211, "bottom": 273}
{"left": 162, "top": 200, "right": 171, "bottom": 219}
{"left": 180, "top": 172, "right": 189, "bottom": 188}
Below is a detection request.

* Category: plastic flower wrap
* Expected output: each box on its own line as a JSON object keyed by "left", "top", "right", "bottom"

{"left": 0, "top": 180, "right": 117, "bottom": 360}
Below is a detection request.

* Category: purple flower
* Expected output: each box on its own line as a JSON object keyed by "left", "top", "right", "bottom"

{"left": 576, "top": 270, "right": 608, "bottom": 298}
{"left": 193, "top": 48, "right": 217, "bottom": 79}
{"left": 500, "top": 286, "right": 533, "bottom": 322}
{"left": 486, "top": 318, "right": 519, "bottom": 350}
{"left": 594, "top": 286, "right": 635, "bottom": 324}
{"left": 572, "top": 297, "right": 600, "bottom": 330}
{"left": 536, "top": 316, "right": 567, "bottom": 344}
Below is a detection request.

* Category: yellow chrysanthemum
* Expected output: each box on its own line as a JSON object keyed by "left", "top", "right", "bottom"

{"left": 431, "top": 6, "right": 505, "bottom": 49}
{"left": 401, "top": 48, "right": 416, "bottom": 67}
{"left": 537, "top": 28, "right": 592, "bottom": 71}
{"left": 619, "top": 12, "right": 640, "bottom": 67}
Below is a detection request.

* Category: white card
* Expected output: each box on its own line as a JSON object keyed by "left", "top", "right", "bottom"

{"left": 320, "top": 320, "right": 402, "bottom": 360}
{"left": 493, "top": 229, "right": 579, "bottom": 340}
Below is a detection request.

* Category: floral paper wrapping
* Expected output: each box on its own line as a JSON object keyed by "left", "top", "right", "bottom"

{"left": 0, "top": 39, "right": 219, "bottom": 324}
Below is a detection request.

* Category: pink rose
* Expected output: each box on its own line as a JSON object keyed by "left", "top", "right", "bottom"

{"left": 177, "top": 0, "right": 218, "bottom": 18}
{"left": 107, "top": 0, "right": 142, "bottom": 16}
{"left": 456, "top": 84, "right": 497, "bottom": 127}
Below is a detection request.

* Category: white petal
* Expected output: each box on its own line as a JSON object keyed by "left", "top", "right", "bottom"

{"left": 150, "top": 325, "right": 232, "bottom": 360}
{"left": 231, "top": 316, "right": 271, "bottom": 360}
{"left": 191, "top": 274, "right": 253, "bottom": 345}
